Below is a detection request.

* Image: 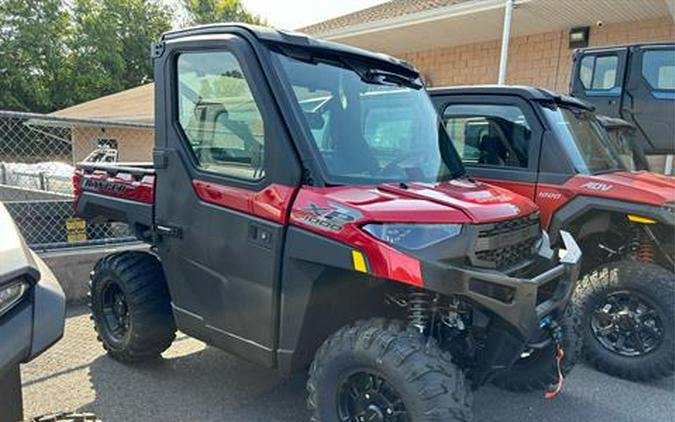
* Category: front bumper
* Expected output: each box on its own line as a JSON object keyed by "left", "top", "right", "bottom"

{"left": 420, "top": 230, "right": 581, "bottom": 387}
{"left": 421, "top": 230, "right": 581, "bottom": 340}
{"left": 0, "top": 252, "right": 66, "bottom": 371}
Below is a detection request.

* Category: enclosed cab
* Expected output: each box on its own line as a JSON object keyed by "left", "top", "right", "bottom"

{"left": 75, "top": 25, "right": 581, "bottom": 421}
{"left": 570, "top": 42, "right": 675, "bottom": 158}
{"left": 430, "top": 85, "right": 675, "bottom": 382}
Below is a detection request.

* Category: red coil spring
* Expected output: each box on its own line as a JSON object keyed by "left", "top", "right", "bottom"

{"left": 637, "top": 230, "right": 655, "bottom": 264}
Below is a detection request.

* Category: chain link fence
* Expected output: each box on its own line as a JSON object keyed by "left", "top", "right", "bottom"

{"left": 0, "top": 110, "right": 154, "bottom": 251}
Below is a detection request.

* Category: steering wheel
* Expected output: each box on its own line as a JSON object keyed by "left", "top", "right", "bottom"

{"left": 379, "top": 152, "right": 426, "bottom": 177}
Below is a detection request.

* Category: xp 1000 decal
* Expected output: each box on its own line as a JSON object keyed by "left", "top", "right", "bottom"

{"left": 294, "top": 202, "right": 362, "bottom": 232}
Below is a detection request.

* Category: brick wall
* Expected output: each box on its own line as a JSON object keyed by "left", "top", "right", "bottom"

{"left": 400, "top": 17, "right": 675, "bottom": 92}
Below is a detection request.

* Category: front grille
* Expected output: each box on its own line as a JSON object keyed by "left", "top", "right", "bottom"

{"left": 473, "top": 213, "right": 540, "bottom": 269}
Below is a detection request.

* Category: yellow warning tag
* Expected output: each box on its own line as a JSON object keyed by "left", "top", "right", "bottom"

{"left": 66, "top": 217, "right": 87, "bottom": 243}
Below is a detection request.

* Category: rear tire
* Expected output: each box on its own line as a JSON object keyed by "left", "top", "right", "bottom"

{"left": 307, "top": 319, "right": 473, "bottom": 422}
{"left": 491, "top": 304, "right": 582, "bottom": 392}
{"left": 572, "top": 261, "right": 674, "bottom": 381}
{"left": 89, "top": 251, "right": 176, "bottom": 363}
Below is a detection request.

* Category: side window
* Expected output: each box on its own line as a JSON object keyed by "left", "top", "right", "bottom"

{"left": 579, "top": 55, "right": 619, "bottom": 90}
{"left": 177, "top": 51, "right": 265, "bottom": 180}
{"left": 443, "top": 104, "right": 532, "bottom": 168}
{"left": 642, "top": 50, "right": 675, "bottom": 90}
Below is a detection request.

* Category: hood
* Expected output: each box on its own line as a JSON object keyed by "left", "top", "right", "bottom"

{"left": 293, "top": 178, "right": 538, "bottom": 226}
{"left": 567, "top": 171, "right": 675, "bottom": 206}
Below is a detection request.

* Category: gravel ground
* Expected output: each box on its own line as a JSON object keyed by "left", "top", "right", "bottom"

{"left": 22, "top": 306, "right": 674, "bottom": 422}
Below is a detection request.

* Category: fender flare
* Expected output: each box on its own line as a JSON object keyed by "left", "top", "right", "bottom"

{"left": 548, "top": 195, "right": 671, "bottom": 244}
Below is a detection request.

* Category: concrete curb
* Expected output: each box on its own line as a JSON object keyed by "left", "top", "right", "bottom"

{"left": 39, "top": 243, "right": 149, "bottom": 304}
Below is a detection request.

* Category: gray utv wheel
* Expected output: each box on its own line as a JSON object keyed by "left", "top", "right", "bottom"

{"left": 573, "top": 261, "right": 674, "bottom": 381}
{"left": 89, "top": 251, "right": 176, "bottom": 362}
{"left": 491, "top": 304, "right": 582, "bottom": 392}
{"left": 307, "top": 319, "right": 473, "bottom": 422}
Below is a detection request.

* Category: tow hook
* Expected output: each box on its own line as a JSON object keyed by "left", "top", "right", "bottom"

{"left": 540, "top": 317, "right": 565, "bottom": 399}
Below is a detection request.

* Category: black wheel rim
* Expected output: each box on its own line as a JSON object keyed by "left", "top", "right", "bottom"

{"left": 591, "top": 291, "right": 664, "bottom": 357}
{"left": 337, "top": 371, "right": 410, "bottom": 422}
{"left": 101, "top": 281, "right": 130, "bottom": 342}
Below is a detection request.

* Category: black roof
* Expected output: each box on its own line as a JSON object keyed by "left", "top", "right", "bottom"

{"left": 574, "top": 41, "right": 674, "bottom": 54}
{"left": 427, "top": 85, "right": 594, "bottom": 110}
{"left": 161, "top": 23, "right": 418, "bottom": 78}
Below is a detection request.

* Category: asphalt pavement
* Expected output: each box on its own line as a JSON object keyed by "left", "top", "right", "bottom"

{"left": 21, "top": 306, "right": 674, "bottom": 422}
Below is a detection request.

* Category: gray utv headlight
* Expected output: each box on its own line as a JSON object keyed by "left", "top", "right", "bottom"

{"left": 0, "top": 279, "right": 30, "bottom": 317}
{"left": 363, "top": 223, "right": 462, "bottom": 250}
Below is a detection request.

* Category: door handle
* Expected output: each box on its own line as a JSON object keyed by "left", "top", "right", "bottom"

{"left": 248, "top": 223, "right": 272, "bottom": 248}
{"left": 155, "top": 224, "right": 183, "bottom": 239}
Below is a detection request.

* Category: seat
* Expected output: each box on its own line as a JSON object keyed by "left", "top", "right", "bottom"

{"left": 478, "top": 133, "right": 507, "bottom": 166}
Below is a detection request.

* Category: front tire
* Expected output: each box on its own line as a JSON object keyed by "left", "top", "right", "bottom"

{"left": 572, "top": 261, "right": 674, "bottom": 381}
{"left": 491, "top": 304, "right": 582, "bottom": 392}
{"left": 307, "top": 319, "right": 473, "bottom": 422}
{"left": 89, "top": 251, "right": 176, "bottom": 363}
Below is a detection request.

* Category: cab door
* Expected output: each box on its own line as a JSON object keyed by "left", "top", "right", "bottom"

{"left": 624, "top": 45, "right": 675, "bottom": 154}
{"left": 432, "top": 94, "right": 543, "bottom": 201}
{"left": 152, "top": 34, "right": 301, "bottom": 367}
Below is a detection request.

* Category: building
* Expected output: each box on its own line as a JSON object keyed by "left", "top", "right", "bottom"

{"left": 301, "top": 0, "right": 674, "bottom": 91}
{"left": 47, "top": 84, "right": 154, "bottom": 163}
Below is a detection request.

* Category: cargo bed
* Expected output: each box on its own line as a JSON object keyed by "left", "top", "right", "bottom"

{"left": 73, "top": 162, "right": 155, "bottom": 241}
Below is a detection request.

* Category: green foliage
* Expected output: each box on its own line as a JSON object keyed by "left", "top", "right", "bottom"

{"left": 68, "top": 0, "right": 173, "bottom": 104}
{"left": 0, "top": 0, "right": 266, "bottom": 113}
{"left": 0, "top": 0, "right": 173, "bottom": 113}
{"left": 182, "top": 0, "right": 265, "bottom": 26}
{"left": 0, "top": 0, "right": 72, "bottom": 112}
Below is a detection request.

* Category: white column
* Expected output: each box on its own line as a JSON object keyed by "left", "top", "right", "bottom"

{"left": 665, "top": 154, "right": 673, "bottom": 175}
{"left": 497, "top": 0, "right": 514, "bottom": 85}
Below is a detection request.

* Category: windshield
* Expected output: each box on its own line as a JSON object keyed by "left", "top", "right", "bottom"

{"left": 604, "top": 125, "right": 639, "bottom": 171}
{"left": 273, "top": 51, "right": 465, "bottom": 185}
{"left": 543, "top": 106, "right": 626, "bottom": 175}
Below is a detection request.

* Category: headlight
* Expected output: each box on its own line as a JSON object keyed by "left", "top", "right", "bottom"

{"left": 363, "top": 223, "right": 462, "bottom": 250}
{"left": 0, "top": 279, "right": 30, "bottom": 317}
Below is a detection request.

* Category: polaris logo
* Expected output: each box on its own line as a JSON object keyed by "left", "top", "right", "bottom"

{"left": 581, "top": 182, "right": 613, "bottom": 192}
{"left": 507, "top": 204, "right": 520, "bottom": 215}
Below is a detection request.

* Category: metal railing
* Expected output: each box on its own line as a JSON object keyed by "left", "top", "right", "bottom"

{"left": 0, "top": 110, "right": 154, "bottom": 251}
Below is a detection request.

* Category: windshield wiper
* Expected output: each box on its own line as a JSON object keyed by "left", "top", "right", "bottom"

{"left": 362, "top": 69, "right": 423, "bottom": 90}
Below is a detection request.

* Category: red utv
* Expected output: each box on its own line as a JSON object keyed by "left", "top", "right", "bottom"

{"left": 430, "top": 85, "right": 674, "bottom": 381}
{"left": 74, "top": 25, "right": 582, "bottom": 421}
